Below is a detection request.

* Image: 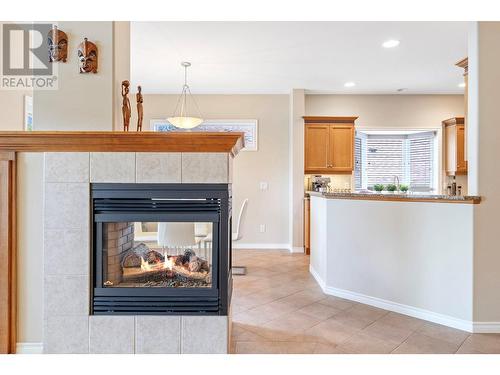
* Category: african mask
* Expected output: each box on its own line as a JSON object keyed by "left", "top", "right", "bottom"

{"left": 77, "top": 38, "right": 98, "bottom": 74}
{"left": 47, "top": 26, "right": 68, "bottom": 63}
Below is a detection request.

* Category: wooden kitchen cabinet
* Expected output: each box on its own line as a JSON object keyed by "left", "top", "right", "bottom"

{"left": 444, "top": 117, "right": 467, "bottom": 175}
{"left": 304, "top": 116, "right": 357, "bottom": 174}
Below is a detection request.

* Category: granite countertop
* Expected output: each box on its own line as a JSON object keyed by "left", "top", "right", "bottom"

{"left": 306, "top": 191, "right": 481, "bottom": 204}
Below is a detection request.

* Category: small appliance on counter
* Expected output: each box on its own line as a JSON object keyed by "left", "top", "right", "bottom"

{"left": 311, "top": 175, "right": 331, "bottom": 192}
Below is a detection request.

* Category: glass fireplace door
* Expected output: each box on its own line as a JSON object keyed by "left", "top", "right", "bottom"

{"left": 101, "top": 221, "right": 215, "bottom": 289}
{"left": 94, "top": 209, "right": 220, "bottom": 296}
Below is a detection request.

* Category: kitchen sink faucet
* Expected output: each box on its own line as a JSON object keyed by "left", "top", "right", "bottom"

{"left": 393, "top": 176, "right": 400, "bottom": 192}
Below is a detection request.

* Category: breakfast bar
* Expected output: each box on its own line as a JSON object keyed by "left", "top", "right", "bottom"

{"left": 309, "top": 191, "right": 480, "bottom": 332}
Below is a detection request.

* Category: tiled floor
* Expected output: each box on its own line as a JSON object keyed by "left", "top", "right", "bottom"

{"left": 230, "top": 249, "right": 500, "bottom": 354}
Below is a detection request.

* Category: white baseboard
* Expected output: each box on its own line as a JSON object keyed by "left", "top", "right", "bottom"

{"left": 232, "top": 243, "right": 291, "bottom": 250}
{"left": 472, "top": 322, "right": 500, "bottom": 333}
{"left": 231, "top": 243, "right": 305, "bottom": 254}
{"left": 16, "top": 342, "right": 43, "bottom": 354}
{"left": 309, "top": 264, "right": 474, "bottom": 333}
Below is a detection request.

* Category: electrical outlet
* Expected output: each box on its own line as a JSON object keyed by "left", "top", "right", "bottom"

{"left": 260, "top": 182, "right": 268, "bottom": 191}
{"left": 259, "top": 224, "right": 266, "bottom": 233}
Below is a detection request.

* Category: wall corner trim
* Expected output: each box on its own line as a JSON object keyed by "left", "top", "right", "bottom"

{"left": 16, "top": 342, "right": 43, "bottom": 354}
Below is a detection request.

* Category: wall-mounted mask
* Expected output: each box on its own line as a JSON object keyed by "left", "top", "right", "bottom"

{"left": 77, "top": 38, "right": 98, "bottom": 74}
{"left": 48, "top": 26, "right": 68, "bottom": 63}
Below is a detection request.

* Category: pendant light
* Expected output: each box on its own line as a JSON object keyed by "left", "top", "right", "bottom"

{"left": 167, "top": 61, "right": 204, "bottom": 129}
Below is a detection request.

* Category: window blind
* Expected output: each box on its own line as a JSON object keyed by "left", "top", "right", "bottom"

{"left": 408, "top": 132, "right": 434, "bottom": 190}
{"left": 366, "top": 137, "right": 405, "bottom": 186}
{"left": 354, "top": 137, "right": 362, "bottom": 190}
{"left": 358, "top": 131, "right": 436, "bottom": 191}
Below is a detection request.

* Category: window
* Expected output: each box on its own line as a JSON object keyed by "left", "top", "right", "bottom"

{"left": 355, "top": 131, "right": 437, "bottom": 192}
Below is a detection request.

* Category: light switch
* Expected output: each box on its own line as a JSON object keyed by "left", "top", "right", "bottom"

{"left": 260, "top": 182, "right": 268, "bottom": 191}
{"left": 259, "top": 224, "right": 266, "bottom": 233}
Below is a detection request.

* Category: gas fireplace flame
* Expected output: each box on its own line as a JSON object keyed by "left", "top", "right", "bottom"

{"left": 140, "top": 255, "right": 173, "bottom": 272}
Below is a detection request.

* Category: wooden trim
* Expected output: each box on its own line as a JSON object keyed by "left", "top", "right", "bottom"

{"left": 443, "top": 117, "right": 465, "bottom": 127}
{"left": 303, "top": 116, "right": 358, "bottom": 123}
{"left": 311, "top": 193, "right": 480, "bottom": 205}
{"left": 456, "top": 57, "right": 468, "bottom": 75}
{"left": 0, "top": 152, "right": 16, "bottom": 353}
{"left": 0, "top": 131, "right": 245, "bottom": 157}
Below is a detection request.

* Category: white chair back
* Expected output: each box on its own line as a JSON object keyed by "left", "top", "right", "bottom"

{"left": 157, "top": 222, "right": 196, "bottom": 247}
{"left": 233, "top": 199, "right": 248, "bottom": 241}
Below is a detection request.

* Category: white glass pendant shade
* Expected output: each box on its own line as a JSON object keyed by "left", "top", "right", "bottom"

{"left": 167, "top": 116, "right": 203, "bottom": 129}
{"left": 168, "top": 62, "right": 203, "bottom": 129}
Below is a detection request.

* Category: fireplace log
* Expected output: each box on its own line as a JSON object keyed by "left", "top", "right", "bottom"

{"left": 122, "top": 262, "right": 210, "bottom": 283}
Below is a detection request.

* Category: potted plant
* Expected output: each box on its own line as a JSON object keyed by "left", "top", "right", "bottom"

{"left": 386, "top": 184, "right": 397, "bottom": 193}
{"left": 399, "top": 184, "right": 409, "bottom": 193}
{"left": 373, "top": 184, "right": 384, "bottom": 193}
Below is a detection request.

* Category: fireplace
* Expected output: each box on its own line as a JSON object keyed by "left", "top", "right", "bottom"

{"left": 91, "top": 183, "right": 232, "bottom": 315}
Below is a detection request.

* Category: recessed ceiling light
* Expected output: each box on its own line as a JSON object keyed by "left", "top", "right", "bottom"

{"left": 344, "top": 82, "right": 356, "bottom": 88}
{"left": 458, "top": 82, "right": 466, "bottom": 88}
{"left": 382, "top": 39, "right": 400, "bottom": 48}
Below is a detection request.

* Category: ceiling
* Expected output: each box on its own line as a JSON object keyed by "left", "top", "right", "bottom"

{"left": 131, "top": 22, "right": 469, "bottom": 95}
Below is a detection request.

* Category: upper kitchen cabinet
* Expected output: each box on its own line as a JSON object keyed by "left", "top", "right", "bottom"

{"left": 444, "top": 117, "right": 467, "bottom": 175}
{"left": 304, "top": 116, "right": 357, "bottom": 174}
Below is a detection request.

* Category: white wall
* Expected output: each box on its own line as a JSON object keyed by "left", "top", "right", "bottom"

{"left": 305, "top": 94, "right": 464, "bottom": 128}
{"left": 137, "top": 94, "right": 290, "bottom": 247}
{"left": 310, "top": 196, "right": 474, "bottom": 329}
{"left": 470, "top": 22, "right": 500, "bottom": 323}
{"left": 33, "top": 21, "right": 113, "bottom": 130}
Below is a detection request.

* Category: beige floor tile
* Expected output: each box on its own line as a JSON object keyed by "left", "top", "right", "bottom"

{"left": 361, "top": 320, "right": 414, "bottom": 345}
{"left": 329, "top": 309, "right": 377, "bottom": 330}
{"left": 377, "top": 312, "right": 426, "bottom": 331}
{"left": 416, "top": 322, "right": 470, "bottom": 346}
{"left": 278, "top": 291, "right": 324, "bottom": 308}
{"left": 301, "top": 318, "right": 360, "bottom": 346}
{"left": 346, "top": 303, "right": 389, "bottom": 321}
{"left": 313, "top": 343, "right": 350, "bottom": 354}
{"left": 235, "top": 341, "right": 317, "bottom": 354}
{"left": 298, "top": 302, "right": 342, "bottom": 321}
{"left": 231, "top": 249, "right": 474, "bottom": 355}
{"left": 392, "top": 333, "right": 460, "bottom": 354}
{"left": 339, "top": 332, "right": 399, "bottom": 354}
{"left": 458, "top": 334, "right": 500, "bottom": 354}
{"left": 318, "top": 296, "right": 356, "bottom": 311}
{"left": 261, "top": 311, "right": 322, "bottom": 338}
{"left": 246, "top": 301, "right": 297, "bottom": 323}
{"left": 233, "top": 309, "right": 274, "bottom": 326}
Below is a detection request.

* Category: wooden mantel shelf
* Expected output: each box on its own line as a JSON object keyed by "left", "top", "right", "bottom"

{"left": 0, "top": 131, "right": 245, "bottom": 157}
{"left": 0, "top": 130, "right": 244, "bottom": 354}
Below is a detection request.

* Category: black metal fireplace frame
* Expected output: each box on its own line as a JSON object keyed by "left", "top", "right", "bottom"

{"left": 90, "top": 183, "right": 232, "bottom": 316}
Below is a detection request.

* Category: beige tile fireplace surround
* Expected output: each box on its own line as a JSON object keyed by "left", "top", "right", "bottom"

{"left": 42, "top": 152, "right": 233, "bottom": 354}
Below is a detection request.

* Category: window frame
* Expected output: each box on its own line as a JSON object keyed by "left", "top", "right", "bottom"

{"left": 355, "top": 128, "right": 441, "bottom": 193}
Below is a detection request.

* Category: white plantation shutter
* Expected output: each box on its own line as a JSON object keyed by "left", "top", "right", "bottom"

{"left": 354, "top": 136, "right": 363, "bottom": 190}
{"left": 408, "top": 132, "right": 435, "bottom": 191}
{"left": 366, "top": 137, "right": 405, "bottom": 186}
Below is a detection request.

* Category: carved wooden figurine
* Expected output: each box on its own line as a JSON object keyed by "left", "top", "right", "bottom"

{"left": 136, "top": 85, "right": 144, "bottom": 132}
{"left": 48, "top": 26, "right": 68, "bottom": 63}
{"left": 121, "top": 80, "right": 131, "bottom": 131}
{"left": 77, "top": 38, "right": 98, "bottom": 74}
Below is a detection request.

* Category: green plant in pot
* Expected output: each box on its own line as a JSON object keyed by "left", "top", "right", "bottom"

{"left": 373, "top": 184, "right": 384, "bottom": 192}
{"left": 386, "top": 184, "right": 397, "bottom": 193}
{"left": 399, "top": 184, "right": 409, "bottom": 193}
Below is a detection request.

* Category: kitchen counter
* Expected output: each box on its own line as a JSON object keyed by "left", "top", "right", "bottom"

{"left": 309, "top": 192, "right": 475, "bottom": 330}
{"left": 307, "top": 191, "right": 481, "bottom": 204}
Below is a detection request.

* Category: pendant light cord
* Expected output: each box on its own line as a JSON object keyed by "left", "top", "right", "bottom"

{"left": 171, "top": 62, "right": 203, "bottom": 121}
